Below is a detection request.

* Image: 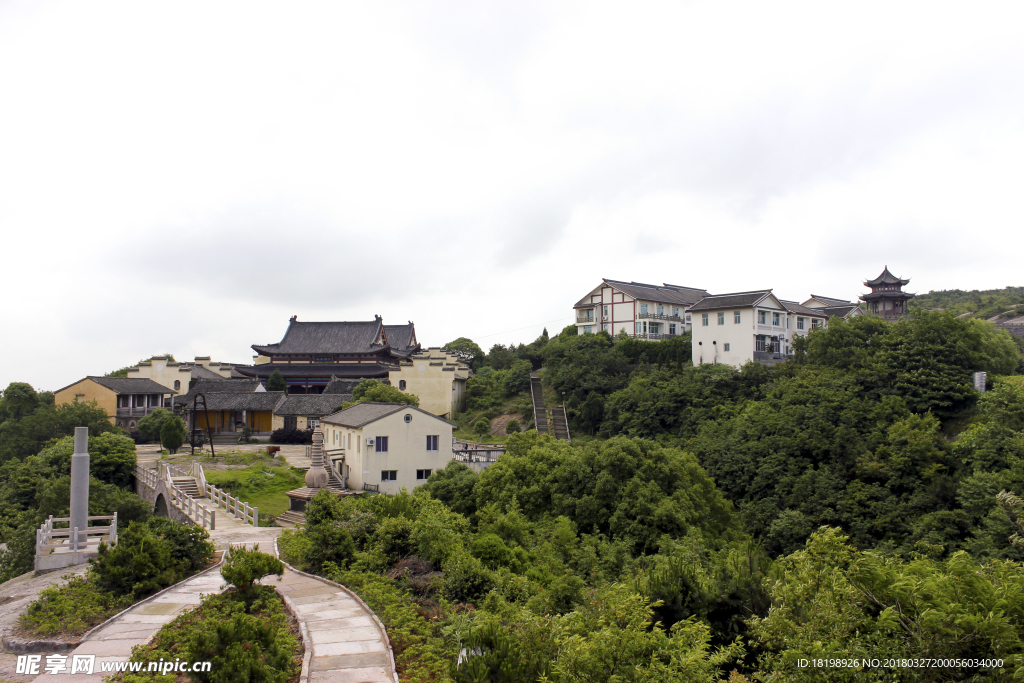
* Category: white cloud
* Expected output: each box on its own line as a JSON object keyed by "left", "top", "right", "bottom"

{"left": 1, "top": 0, "right": 1023, "bottom": 389}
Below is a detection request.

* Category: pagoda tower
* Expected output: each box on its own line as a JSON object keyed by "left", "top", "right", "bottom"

{"left": 860, "top": 266, "right": 914, "bottom": 321}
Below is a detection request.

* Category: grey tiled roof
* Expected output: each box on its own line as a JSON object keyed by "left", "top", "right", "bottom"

{"left": 808, "top": 294, "right": 853, "bottom": 306}
{"left": 275, "top": 394, "right": 350, "bottom": 417}
{"left": 180, "top": 392, "right": 285, "bottom": 412}
{"left": 322, "top": 402, "right": 457, "bottom": 428}
{"left": 820, "top": 305, "right": 860, "bottom": 319}
{"left": 174, "top": 379, "right": 264, "bottom": 405}
{"left": 383, "top": 324, "right": 417, "bottom": 353}
{"left": 81, "top": 376, "right": 174, "bottom": 395}
{"left": 600, "top": 280, "right": 709, "bottom": 307}
{"left": 780, "top": 300, "right": 828, "bottom": 317}
{"left": 324, "top": 377, "right": 362, "bottom": 395}
{"left": 189, "top": 365, "right": 227, "bottom": 380}
{"left": 688, "top": 291, "right": 774, "bottom": 311}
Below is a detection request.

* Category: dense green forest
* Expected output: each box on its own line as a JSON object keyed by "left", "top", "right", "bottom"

{"left": 6, "top": 309, "right": 1024, "bottom": 680}
{"left": 912, "top": 286, "right": 1024, "bottom": 320}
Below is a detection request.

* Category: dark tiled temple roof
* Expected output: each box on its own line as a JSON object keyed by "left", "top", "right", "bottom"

{"left": 688, "top": 291, "right": 775, "bottom": 311}
{"left": 864, "top": 266, "right": 910, "bottom": 287}
{"left": 576, "top": 280, "right": 708, "bottom": 308}
{"left": 322, "top": 402, "right": 456, "bottom": 428}
{"left": 189, "top": 365, "right": 227, "bottom": 380}
{"left": 173, "top": 379, "right": 264, "bottom": 405}
{"left": 275, "top": 394, "right": 350, "bottom": 417}
{"left": 71, "top": 376, "right": 174, "bottom": 395}
{"left": 233, "top": 364, "right": 393, "bottom": 379}
{"left": 252, "top": 316, "right": 420, "bottom": 357}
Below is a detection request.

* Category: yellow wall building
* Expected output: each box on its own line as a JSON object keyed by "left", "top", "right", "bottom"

{"left": 54, "top": 376, "right": 175, "bottom": 429}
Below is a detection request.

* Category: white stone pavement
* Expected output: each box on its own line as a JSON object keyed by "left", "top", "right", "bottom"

{"left": 23, "top": 512, "right": 396, "bottom": 683}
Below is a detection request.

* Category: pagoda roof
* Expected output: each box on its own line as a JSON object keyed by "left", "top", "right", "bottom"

{"left": 864, "top": 266, "right": 910, "bottom": 287}
{"left": 252, "top": 316, "right": 420, "bottom": 357}
{"left": 860, "top": 290, "right": 915, "bottom": 301}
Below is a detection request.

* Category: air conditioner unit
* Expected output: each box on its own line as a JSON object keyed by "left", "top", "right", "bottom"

{"left": 366, "top": 438, "right": 375, "bottom": 446}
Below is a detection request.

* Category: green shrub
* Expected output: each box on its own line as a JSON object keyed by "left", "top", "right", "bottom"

{"left": 221, "top": 545, "right": 283, "bottom": 597}
{"left": 371, "top": 515, "right": 415, "bottom": 564}
{"left": 137, "top": 409, "right": 173, "bottom": 444}
{"left": 148, "top": 517, "right": 214, "bottom": 573}
{"left": 473, "top": 418, "right": 491, "bottom": 437}
{"left": 441, "top": 551, "right": 494, "bottom": 603}
{"left": 470, "top": 533, "right": 522, "bottom": 572}
{"left": 122, "top": 587, "right": 299, "bottom": 683}
{"left": 20, "top": 574, "right": 131, "bottom": 636}
{"left": 160, "top": 417, "right": 186, "bottom": 454}
{"left": 91, "top": 522, "right": 179, "bottom": 599}
{"left": 504, "top": 419, "right": 521, "bottom": 434}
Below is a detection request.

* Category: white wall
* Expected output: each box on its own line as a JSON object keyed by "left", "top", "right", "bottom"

{"left": 324, "top": 409, "right": 454, "bottom": 495}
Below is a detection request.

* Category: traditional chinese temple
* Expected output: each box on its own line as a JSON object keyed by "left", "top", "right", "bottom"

{"left": 860, "top": 267, "right": 915, "bottom": 321}
{"left": 233, "top": 315, "right": 421, "bottom": 394}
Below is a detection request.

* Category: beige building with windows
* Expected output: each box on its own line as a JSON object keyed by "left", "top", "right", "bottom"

{"left": 573, "top": 279, "right": 708, "bottom": 340}
{"left": 126, "top": 356, "right": 241, "bottom": 395}
{"left": 321, "top": 402, "right": 455, "bottom": 495}
{"left": 389, "top": 348, "right": 469, "bottom": 419}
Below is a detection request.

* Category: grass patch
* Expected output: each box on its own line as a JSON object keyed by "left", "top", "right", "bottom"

{"left": 115, "top": 586, "right": 301, "bottom": 683}
{"left": 165, "top": 449, "right": 281, "bottom": 469}
{"left": 19, "top": 574, "right": 131, "bottom": 637}
{"left": 203, "top": 465, "right": 305, "bottom": 519}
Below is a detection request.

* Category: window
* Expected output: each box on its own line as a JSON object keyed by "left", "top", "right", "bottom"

{"left": 657, "top": 305, "right": 663, "bottom": 315}
{"left": 404, "top": 414, "right": 412, "bottom": 423}
{"left": 702, "top": 313, "right": 709, "bottom": 326}
{"left": 75, "top": 394, "right": 84, "bottom": 402}
{"left": 758, "top": 310, "right": 766, "bottom": 324}
{"left": 118, "top": 395, "right": 129, "bottom": 408}
{"left": 669, "top": 323, "right": 676, "bottom": 335}
{"left": 650, "top": 323, "right": 659, "bottom": 334}
{"left": 755, "top": 335, "right": 766, "bottom": 352}
{"left": 772, "top": 312, "right": 780, "bottom": 326}
{"left": 314, "top": 356, "right": 331, "bottom": 363}
{"left": 734, "top": 311, "right": 741, "bottom": 324}
{"left": 603, "top": 324, "right": 610, "bottom": 332}
{"left": 399, "top": 380, "right": 406, "bottom": 390}
{"left": 416, "top": 469, "right": 432, "bottom": 480}
{"left": 603, "top": 305, "right": 608, "bottom": 318}
{"left": 307, "top": 418, "right": 319, "bottom": 428}
{"left": 640, "top": 303, "right": 648, "bottom": 314}
{"left": 284, "top": 416, "right": 297, "bottom": 430}
{"left": 672, "top": 307, "right": 679, "bottom": 317}
{"left": 348, "top": 433, "right": 351, "bottom": 450}
{"left": 173, "top": 380, "right": 180, "bottom": 391}
{"left": 812, "top": 319, "right": 823, "bottom": 329}
{"left": 724, "top": 343, "right": 731, "bottom": 351}
{"left": 584, "top": 325, "right": 593, "bottom": 334}
{"left": 375, "top": 436, "right": 389, "bottom": 453}
{"left": 426, "top": 435, "right": 439, "bottom": 451}
{"left": 797, "top": 317, "right": 805, "bottom": 330}
{"left": 717, "top": 311, "right": 725, "bottom": 325}
{"left": 635, "top": 322, "right": 641, "bottom": 334}
{"left": 381, "top": 470, "right": 397, "bottom": 481}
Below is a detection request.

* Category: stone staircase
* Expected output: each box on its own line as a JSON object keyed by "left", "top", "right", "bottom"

{"left": 276, "top": 510, "right": 306, "bottom": 527}
{"left": 551, "top": 404, "right": 571, "bottom": 441}
{"left": 171, "top": 476, "right": 201, "bottom": 498}
{"left": 530, "top": 376, "right": 548, "bottom": 434}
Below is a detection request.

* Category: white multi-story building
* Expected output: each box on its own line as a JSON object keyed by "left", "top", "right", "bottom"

{"left": 690, "top": 290, "right": 829, "bottom": 368}
{"left": 573, "top": 279, "right": 708, "bottom": 340}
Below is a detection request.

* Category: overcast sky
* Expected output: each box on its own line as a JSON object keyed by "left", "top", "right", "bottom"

{"left": 2, "top": 1, "right": 1023, "bottom": 391}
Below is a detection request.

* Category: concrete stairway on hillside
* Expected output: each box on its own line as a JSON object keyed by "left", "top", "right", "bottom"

{"left": 276, "top": 510, "right": 306, "bottom": 527}
{"left": 530, "top": 376, "right": 548, "bottom": 434}
{"left": 551, "top": 404, "right": 571, "bottom": 441}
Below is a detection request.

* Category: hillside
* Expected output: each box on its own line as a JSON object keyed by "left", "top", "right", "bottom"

{"left": 911, "top": 285, "right": 1024, "bottom": 320}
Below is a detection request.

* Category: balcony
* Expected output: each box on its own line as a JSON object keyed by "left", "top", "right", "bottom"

{"left": 637, "top": 312, "right": 683, "bottom": 321}
{"left": 115, "top": 407, "right": 163, "bottom": 417}
{"left": 576, "top": 314, "right": 595, "bottom": 324}
{"left": 629, "top": 332, "right": 680, "bottom": 341}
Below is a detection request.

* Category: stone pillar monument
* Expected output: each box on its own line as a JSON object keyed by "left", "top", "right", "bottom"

{"left": 70, "top": 426, "right": 90, "bottom": 544}
{"left": 304, "top": 425, "right": 329, "bottom": 489}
